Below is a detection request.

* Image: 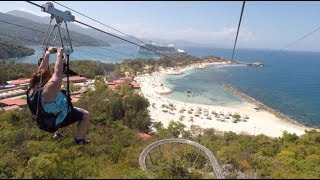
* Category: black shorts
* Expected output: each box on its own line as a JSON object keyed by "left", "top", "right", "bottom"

{"left": 58, "top": 107, "right": 88, "bottom": 129}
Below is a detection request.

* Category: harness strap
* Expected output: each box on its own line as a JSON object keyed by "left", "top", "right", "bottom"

{"left": 65, "top": 54, "right": 73, "bottom": 110}
{"left": 36, "top": 74, "right": 43, "bottom": 117}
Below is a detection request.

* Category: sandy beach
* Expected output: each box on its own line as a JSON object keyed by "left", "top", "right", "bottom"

{"left": 134, "top": 62, "right": 317, "bottom": 138}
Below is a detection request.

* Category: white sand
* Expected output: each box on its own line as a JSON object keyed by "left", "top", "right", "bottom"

{"left": 135, "top": 62, "right": 317, "bottom": 138}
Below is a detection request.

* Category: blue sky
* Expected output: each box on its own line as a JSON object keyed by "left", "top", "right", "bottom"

{"left": 1, "top": 1, "right": 320, "bottom": 52}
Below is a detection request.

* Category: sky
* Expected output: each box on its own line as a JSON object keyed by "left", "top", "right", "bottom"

{"left": 1, "top": 1, "right": 320, "bottom": 52}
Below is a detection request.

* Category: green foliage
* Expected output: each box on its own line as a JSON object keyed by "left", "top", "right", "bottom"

{"left": 0, "top": 60, "right": 114, "bottom": 85}
{"left": 0, "top": 39, "right": 34, "bottom": 59}
{"left": 167, "top": 121, "right": 186, "bottom": 138}
{"left": 232, "top": 113, "right": 241, "bottom": 120}
{"left": 113, "top": 54, "right": 203, "bottom": 76}
{"left": 203, "top": 130, "right": 320, "bottom": 178}
{"left": 0, "top": 105, "right": 320, "bottom": 179}
{"left": 94, "top": 76, "right": 106, "bottom": 92}
{"left": 116, "top": 84, "right": 132, "bottom": 94}
{"left": 78, "top": 81, "right": 151, "bottom": 132}
{"left": 0, "top": 59, "right": 320, "bottom": 179}
{"left": 69, "top": 60, "right": 115, "bottom": 79}
{"left": 0, "top": 61, "right": 37, "bottom": 84}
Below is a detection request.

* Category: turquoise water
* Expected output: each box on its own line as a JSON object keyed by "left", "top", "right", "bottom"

{"left": 5, "top": 45, "right": 320, "bottom": 127}
{"left": 162, "top": 66, "right": 244, "bottom": 106}
{"left": 164, "top": 47, "right": 320, "bottom": 128}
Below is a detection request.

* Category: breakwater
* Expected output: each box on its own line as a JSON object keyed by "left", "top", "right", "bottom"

{"left": 224, "top": 84, "right": 318, "bottom": 130}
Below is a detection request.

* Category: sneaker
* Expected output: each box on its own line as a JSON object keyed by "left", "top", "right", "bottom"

{"left": 53, "top": 131, "right": 63, "bottom": 139}
{"left": 73, "top": 138, "right": 91, "bottom": 145}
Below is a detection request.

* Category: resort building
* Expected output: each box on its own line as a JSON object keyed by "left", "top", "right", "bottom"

{"left": 136, "top": 132, "right": 151, "bottom": 141}
{"left": 106, "top": 77, "right": 140, "bottom": 90}
{"left": 62, "top": 75, "right": 87, "bottom": 83}
{"left": 0, "top": 88, "right": 26, "bottom": 100}
{"left": 0, "top": 98, "right": 27, "bottom": 111}
{"left": 6, "top": 78, "right": 30, "bottom": 87}
{"left": 0, "top": 75, "right": 91, "bottom": 107}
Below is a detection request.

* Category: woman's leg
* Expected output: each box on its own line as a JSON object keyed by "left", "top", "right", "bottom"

{"left": 74, "top": 109, "right": 89, "bottom": 140}
{"left": 57, "top": 107, "right": 90, "bottom": 143}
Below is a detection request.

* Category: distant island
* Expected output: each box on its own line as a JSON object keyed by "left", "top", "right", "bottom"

{"left": 0, "top": 39, "right": 35, "bottom": 59}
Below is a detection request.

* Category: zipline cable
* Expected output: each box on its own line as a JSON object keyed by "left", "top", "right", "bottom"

{"left": 26, "top": 1, "right": 181, "bottom": 61}
{"left": 283, "top": 26, "right": 320, "bottom": 49}
{"left": 268, "top": 26, "right": 320, "bottom": 57}
{"left": 231, "top": 1, "right": 246, "bottom": 61}
{"left": 52, "top": 1, "right": 147, "bottom": 45}
{"left": 74, "top": 20, "right": 180, "bottom": 61}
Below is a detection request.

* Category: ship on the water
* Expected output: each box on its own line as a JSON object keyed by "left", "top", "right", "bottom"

{"left": 137, "top": 41, "right": 187, "bottom": 55}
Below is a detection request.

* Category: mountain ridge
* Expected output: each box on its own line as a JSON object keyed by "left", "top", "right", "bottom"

{"left": 0, "top": 12, "right": 110, "bottom": 46}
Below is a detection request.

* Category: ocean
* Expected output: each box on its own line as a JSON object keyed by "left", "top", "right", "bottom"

{"left": 164, "top": 47, "right": 320, "bottom": 128}
{"left": 5, "top": 44, "right": 320, "bottom": 128}
{"left": 5, "top": 44, "right": 158, "bottom": 63}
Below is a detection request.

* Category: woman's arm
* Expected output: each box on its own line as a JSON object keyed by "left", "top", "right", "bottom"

{"left": 42, "top": 48, "right": 64, "bottom": 102}
{"left": 38, "top": 47, "right": 57, "bottom": 72}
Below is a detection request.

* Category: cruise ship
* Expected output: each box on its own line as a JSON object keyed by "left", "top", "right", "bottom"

{"left": 137, "top": 42, "right": 187, "bottom": 55}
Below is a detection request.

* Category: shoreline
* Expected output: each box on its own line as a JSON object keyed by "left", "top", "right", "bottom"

{"left": 135, "top": 61, "right": 318, "bottom": 138}
{"left": 223, "top": 85, "right": 317, "bottom": 130}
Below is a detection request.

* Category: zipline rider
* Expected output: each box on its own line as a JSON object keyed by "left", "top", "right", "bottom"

{"left": 27, "top": 47, "right": 90, "bottom": 145}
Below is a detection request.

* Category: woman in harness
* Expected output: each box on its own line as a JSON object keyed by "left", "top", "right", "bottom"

{"left": 28, "top": 47, "right": 90, "bottom": 145}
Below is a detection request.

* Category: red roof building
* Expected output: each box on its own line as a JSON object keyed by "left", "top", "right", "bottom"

{"left": 0, "top": 98, "right": 27, "bottom": 111}
{"left": 113, "top": 79, "right": 125, "bottom": 84}
{"left": 106, "top": 77, "right": 140, "bottom": 90}
{"left": 137, "top": 132, "right": 151, "bottom": 141}
{"left": 0, "top": 98, "right": 27, "bottom": 106}
{"left": 71, "top": 88, "right": 88, "bottom": 95}
{"left": 63, "top": 76, "right": 87, "bottom": 83}
{"left": 107, "top": 83, "right": 118, "bottom": 90}
{"left": 3, "top": 105, "right": 20, "bottom": 111}
{"left": 130, "top": 82, "right": 140, "bottom": 89}
{"left": 7, "top": 78, "right": 30, "bottom": 86}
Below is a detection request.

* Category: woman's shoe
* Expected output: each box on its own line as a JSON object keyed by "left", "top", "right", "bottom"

{"left": 53, "top": 131, "right": 63, "bottom": 139}
{"left": 73, "top": 138, "right": 90, "bottom": 145}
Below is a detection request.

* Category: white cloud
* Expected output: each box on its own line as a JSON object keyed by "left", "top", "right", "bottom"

{"left": 102, "top": 23, "right": 254, "bottom": 46}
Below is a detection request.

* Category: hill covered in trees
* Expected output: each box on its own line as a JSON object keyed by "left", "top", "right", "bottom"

{"left": 0, "top": 12, "right": 110, "bottom": 46}
{"left": 6, "top": 10, "right": 131, "bottom": 45}
{"left": 0, "top": 39, "right": 34, "bottom": 59}
{"left": 0, "top": 60, "right": 115, "bottom": 85}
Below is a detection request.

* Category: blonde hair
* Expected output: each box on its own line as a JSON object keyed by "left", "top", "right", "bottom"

{"left": 29, "top": 69, "right": 52, "bottom": 89}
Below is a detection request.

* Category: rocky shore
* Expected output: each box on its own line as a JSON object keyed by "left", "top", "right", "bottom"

{"left": 224, "top": 84, "right": 318, "bottom": 131}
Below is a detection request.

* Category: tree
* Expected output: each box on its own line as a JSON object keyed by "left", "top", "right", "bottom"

{"left": 167, "top": 121, "right": 186, "bottom": 138}
{"left": 94, "top": 76, "right": 106, "bottom": 92}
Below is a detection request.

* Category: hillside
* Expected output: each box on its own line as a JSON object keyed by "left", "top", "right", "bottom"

{"left": 0, "top": 59, "right": 319, "bottom": 178}
{"left": 0, "top": 38, "right": 34, "bottom": 59}
{"left": 6, "top": 10, "right": 132, "bottom": 44}
{"left": 0, "top": 12, "right": 110, "bottom": 46}
{"left": 6, "top": 10, "right": 200, "bottom": 47}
